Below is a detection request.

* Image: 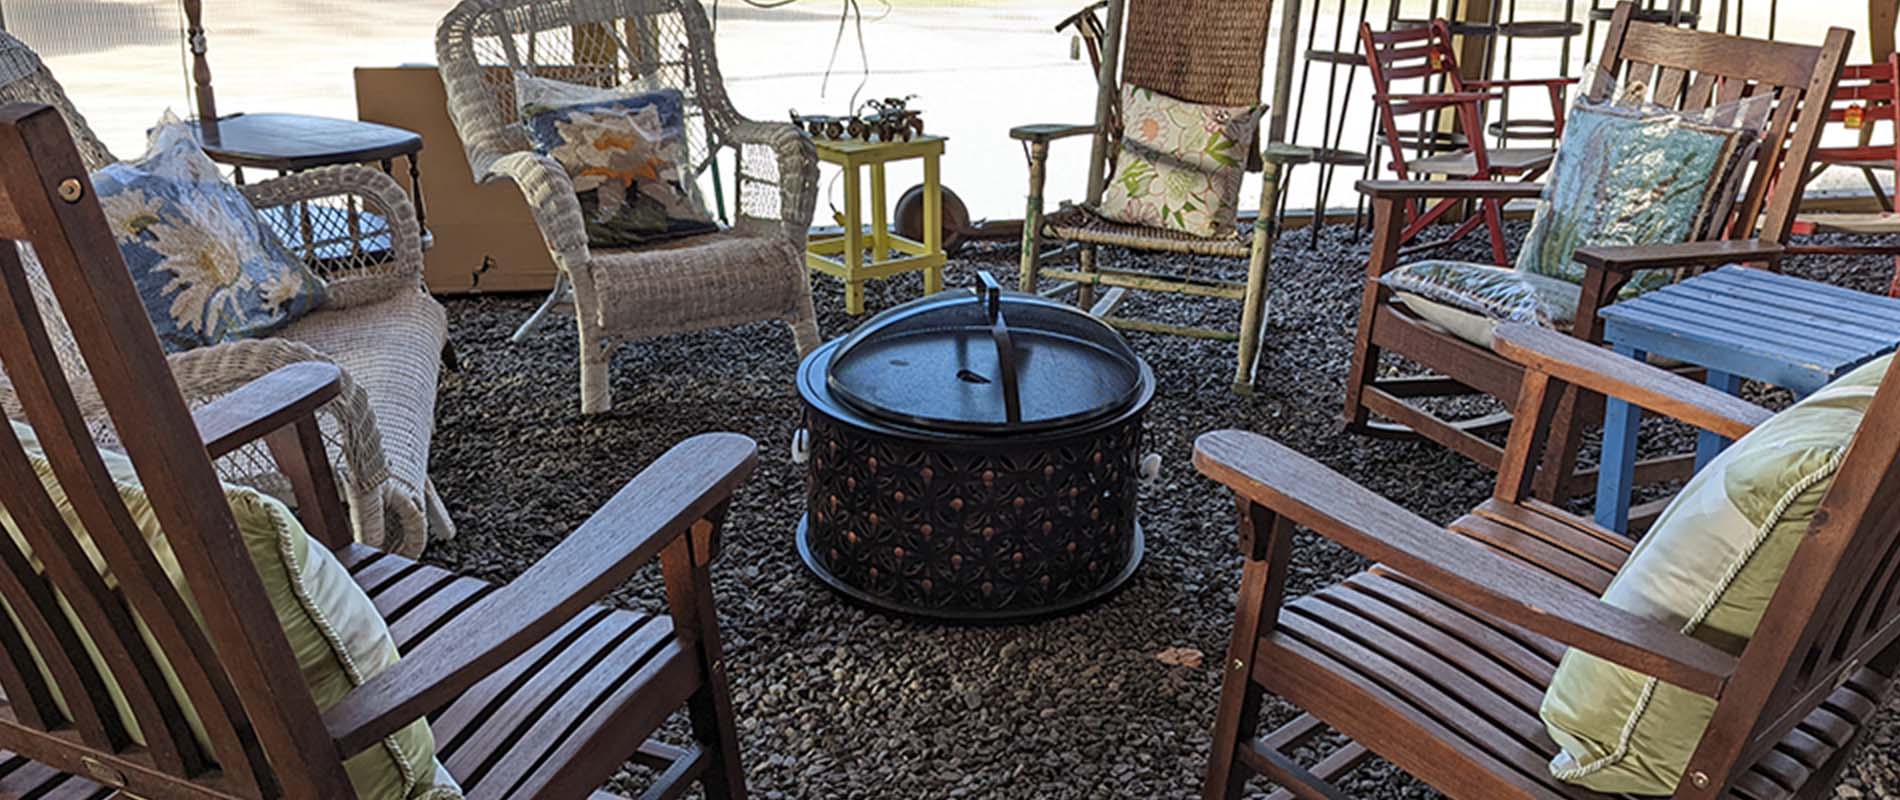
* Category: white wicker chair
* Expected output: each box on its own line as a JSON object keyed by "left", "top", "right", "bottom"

{"left": 0, "top": 32, "right": 452, "bottom": 556}
{"left": 437, "top": 0, "right": 821, "bottom": 415}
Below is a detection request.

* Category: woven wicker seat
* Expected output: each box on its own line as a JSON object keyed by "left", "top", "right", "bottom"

{"left": 1014, "top": 0, "right": 1283, "bottom": 394}
{"left": 0, "top": 32, "right": 450, "bottom": 555}
{"left": 437, "top": 0, "right": 821, "bottom": 415}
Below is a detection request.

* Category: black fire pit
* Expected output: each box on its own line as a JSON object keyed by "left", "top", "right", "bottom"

{"left": 794, "top": 273, "right": 1156, "bottom": 622}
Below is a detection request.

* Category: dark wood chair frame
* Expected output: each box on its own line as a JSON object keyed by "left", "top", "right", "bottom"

{"left": 1361, "top": 18, "right": 1575, "bottom": 266}
{"left": 0, "top": 102, "right": 752, "bottom": 799}
{"left": 1344, "top": 1, "right": 1851, "bottom": 503}
{"left": 1199, "top": 322, "right": 1899, "bottom": 799}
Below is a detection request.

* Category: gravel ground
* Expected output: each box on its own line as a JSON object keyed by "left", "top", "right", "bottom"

{"left": 424, "top": 226, "right": 1898, "bottom": 799}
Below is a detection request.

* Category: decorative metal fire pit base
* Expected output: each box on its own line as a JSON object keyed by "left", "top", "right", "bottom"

{"left": 792, "top": 275, "right": 1155, "bottom": 623}
{"left": 795, "top": 516, "right": 1144, "bottom": 623}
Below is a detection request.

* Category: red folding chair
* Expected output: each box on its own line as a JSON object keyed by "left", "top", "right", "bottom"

{"left": 1361, "top": 19, "right": 1574, "bottom": 264}
{"left": 1790, "top": 53, "right": 1900, "bottom": 297}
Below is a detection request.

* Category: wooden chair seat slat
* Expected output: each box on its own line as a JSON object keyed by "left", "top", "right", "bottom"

{"left": 1350, "top": 571, "right": 1564, "bottom": 686}
{"left": 1448, "top": 515, "right": 1619, "bottom": 594}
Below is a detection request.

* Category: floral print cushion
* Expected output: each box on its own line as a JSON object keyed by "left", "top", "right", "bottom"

{"left": 1097, "top": 84, "right": 1264, "bottom": 238}
{"left": 516, "top": 74, "right": 717, "bottom": 248}
{"left": 1513, "top": 98, "right": 1764, "bottom": 296}
{"left": 90, "top": 114, "right": 326, "bottom": 353}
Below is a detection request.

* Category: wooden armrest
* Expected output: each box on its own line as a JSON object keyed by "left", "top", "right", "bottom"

{"left": 322, "top": 432, "right": 759, "bottom": 757}
{"left": 1493, "top": 323, "right": 1772, "bottom": 440}
{"left": 1572, "top": 240, "right": 1783, "bottom": 273}
{"left": 192, "top": 362, "right": 342, "bottom": 459}
{"left": 1009, "top": 123, "right": 1097, "bottom": 143}
{"left": 1193, "top": 429, "right": 1738, "bottom": 696}
{"left": 1381, "top": 91, "right": 1503, "bottom": 104}
{"left": 1357, "top": 179, "right": 1546, "bottom": 200}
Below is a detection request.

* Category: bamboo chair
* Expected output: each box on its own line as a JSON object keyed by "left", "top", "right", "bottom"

{"left": 1361, "top": 19, "right": 1573, "bottom": 265}
{"left": 1198, "top": 322, "right": 1897, "bottom": 799}
{"left": 1788, "top": 54, "right": 1900, "bottom": 297}
{"left": 1344, "top": 2, "right": 1850, "bottom": 501}
{"left": 0, "top": 102, "right": 754, "bottom": 798}
{"left": 437, "top": 0, "right": 821, "bottom": 415}
{"left": 1013, "top": 0, "right": 1292, "bottom": 394}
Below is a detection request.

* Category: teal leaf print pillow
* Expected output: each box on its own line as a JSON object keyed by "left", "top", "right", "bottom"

{"left": 1097, "top": 84, "right": 1263, "bottom": 238}
{"left": 89, "top": 114, "right": 326, "bottom": 353}
{"left": 516, "top": 74, "right": 718, "bottom": 248}
{"left": 1513, "top": 96, "right": 1766, "bottom": 295}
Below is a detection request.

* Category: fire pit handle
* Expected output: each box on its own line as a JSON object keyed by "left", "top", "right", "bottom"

{"left": 975, "top": 272, "right": 1023, "bottom": 425}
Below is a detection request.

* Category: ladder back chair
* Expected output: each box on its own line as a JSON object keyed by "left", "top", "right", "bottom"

{"left": 1345, "top": 2, "right": 1851, "bottom": 501}
{"left": 1198, "top": 322, "right": 1898, "bottom": 799}
{"left": 1013, "top": 0, "right": 1290, "bottom": 394}
{"left": 1788, "top": 54, "right": 1900, "bottom": 297}
{"left": 0, "top": 102, "right": 755, "bottom": 798}
{"left": 1361, "top": 18, "right": 1572, "bottom": 265}
{"left": 438, "top": 0, "right": 821, "bottom": 415}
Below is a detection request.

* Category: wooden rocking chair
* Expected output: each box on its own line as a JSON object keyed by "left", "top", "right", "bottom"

{"left": 0, "top": 102, "right": 753, "bottom": 798}
{"left": 1198, "top": 322, "right": 1898, "bottom": 799}
{"left": 1361, "top": 18, "right": 1573, "bottom": 265}
{"left": 1344, "top": 2, "right": 1850, "bottom": 501}
{"left": 1013, "top": 0, "right": 1293, "bottom": 394}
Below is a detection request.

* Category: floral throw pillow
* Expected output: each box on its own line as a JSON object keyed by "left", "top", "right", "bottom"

{"left": 90, "top": 114, "right": 326, "bottom": 353}
{"left": 1097, "top": 84, "right": 1263, "bottom": 238}
{"left": 516, "top": 73, "right": 718, "bottom": 248}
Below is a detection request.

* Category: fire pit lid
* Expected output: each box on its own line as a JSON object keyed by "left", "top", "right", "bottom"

{"left": 826, "top": 273, "right": 1146, "bottom": 434}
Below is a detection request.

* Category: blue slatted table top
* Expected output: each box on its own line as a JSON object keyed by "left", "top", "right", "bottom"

{"left": 1598, "top": 266, "right": 1900, "bottom": 393}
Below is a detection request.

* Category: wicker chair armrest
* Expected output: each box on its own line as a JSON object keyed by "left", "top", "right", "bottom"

{"left": 241, "top": 166, "right": 426, "bottom": 309}
{"left": 727, "top": 117, "right": 820, "bottom": 245}
{"left": 1194, "top": 429, "right": 1738, "bottom": 696}
{"left": 478, "top": 150, "right": 591, "bottom": 266}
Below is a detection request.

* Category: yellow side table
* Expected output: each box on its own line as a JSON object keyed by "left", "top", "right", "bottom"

{"left": 807, "top": 135, "right": 947, "bottom": 314}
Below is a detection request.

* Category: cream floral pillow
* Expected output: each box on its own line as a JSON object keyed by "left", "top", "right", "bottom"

{"left": 1098, "top": 84, "right": 1263, "bottom": 238}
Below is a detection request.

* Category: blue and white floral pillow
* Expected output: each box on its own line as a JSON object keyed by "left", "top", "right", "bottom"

{"left": 90, "top": 114, "right": 325, "bottom": 352}
{"left": 516, "top": 74, "right": 717, "bottom": 247}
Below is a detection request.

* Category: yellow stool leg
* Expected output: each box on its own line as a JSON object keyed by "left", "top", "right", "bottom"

{"left": 870, "top": 162, "right": 890, "bottom": 267}
{"left": 842, "top": 160, "right": 865, "bottom": 315}
{"left": 923, "top": 152, "right": 944, "bottom": 294}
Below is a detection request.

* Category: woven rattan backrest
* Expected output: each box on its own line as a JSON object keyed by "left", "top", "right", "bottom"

{"left": 437, "top": 0, "right": 731, "bottom": 183}
{"left": 0, "top": 103, "right": 351, "bottom": 799}
{"left": 1591, "top": 5, "right": 1851, "bottom": 245}
{"left": 1119, "top": 0, "right": 1272, "bottom": 107}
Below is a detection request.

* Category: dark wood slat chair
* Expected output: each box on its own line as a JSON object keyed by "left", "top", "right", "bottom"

{"left": 0, "top": 102, "right": 753, "bottom": 798}
{"left": 1344, "top": 1, "right": 1853, "bottom": 502}
{"left": 1197, "top": 322, "right": 1898, "bottom": 799}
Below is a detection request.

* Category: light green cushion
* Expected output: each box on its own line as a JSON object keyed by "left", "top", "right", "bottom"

{"left": 1, "top": 421, "right": 461, "bottom": 799}
{"left": 1381, "top": 260, "right": 1581, "bottom": 347}
{"left": 1540, "top": 354, "right": 1890, "bottom": 794}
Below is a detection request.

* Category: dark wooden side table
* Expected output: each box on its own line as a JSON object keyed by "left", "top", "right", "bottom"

{"left": 189, "top": 113, "right": 428, "bottom": 256}
{"left": 1593, "top": 265, "right": 1900, "bottom": 533}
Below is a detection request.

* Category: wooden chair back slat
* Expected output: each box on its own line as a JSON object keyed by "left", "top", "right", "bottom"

{"left": 1652, "top": 65, "right": 1689, "bottom": 108}
{"left": 0, "top": 244, "right": 207, "bottom": 778}
{"left": 1684, "top": 71, "right": 1720, "bottom": 109}
{"left": 1119, "top": 0, "right": 1272, "bottom": 108}
{"left": 0, "top": 103, "right": 355, "bottom": 798}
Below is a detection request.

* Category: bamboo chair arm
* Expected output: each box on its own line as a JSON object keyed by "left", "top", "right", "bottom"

{"left": 1356, "top": 179, "right": 1546, "bottom": 200}
{"left": 191, "top": 362, "right": 343, "bottom": 459}
{"left": 1378, "top": 91, "right": 1505, "bottom": 104}
{"left": 1493, "top": 323, "right": 1774, "bottom": 441}
{"left": 1465, "top": 76, "right": 1580, "bottom": 89}
{"left": 1009, "top": 123, "right": 1097, "bottom": 143}
{"left": 1193, "top": 429, "right": 1739, "bottom": 696}
{"left": 322, "top": 432, "right": 759, "bottom": 758}
{"left": 1573, "top": 239, "right": 1784, "bottom": 274}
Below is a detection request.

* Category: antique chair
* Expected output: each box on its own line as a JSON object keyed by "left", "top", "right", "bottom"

{"left": 1361, "top": 19, "right": 1572, "bottom": 265}
{"left": 1198, "top": 322, "right": 1897, "bottom": 799}
{"left": 0, "top": 32, "right": 451, "bottom": 555}
{"left": 1344, "top": 3, "right": 1850, "bottom": 501}
{"left": 1788, "top": 54, "right": 1900, "bottom": 297}
{"left": 437, "top": 0, "right": 821, "bottom": 416}
{"left": 1013, "top": 0, "right": 1289, "bottom": 394}
{"left": 0, "top": 101, "right": 754, "bottom": 799}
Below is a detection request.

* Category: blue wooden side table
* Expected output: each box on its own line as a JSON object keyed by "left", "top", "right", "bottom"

{"left": 1594, "top": 265, "right": 1900, "bottom": 533}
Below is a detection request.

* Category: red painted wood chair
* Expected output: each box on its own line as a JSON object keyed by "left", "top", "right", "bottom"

{"left": 1789, "top": 54, "right": 1900, "bottom": 297}
{"left": 1361, "top": 19, "right": 1575, "bottom": 265}
{"left": 0, "top": 101, "right": 754, "bottom": 799}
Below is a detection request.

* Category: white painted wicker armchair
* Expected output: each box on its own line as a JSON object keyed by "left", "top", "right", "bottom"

{"left": 0, "top": 32, "right": 451, "bottom": 555}
{"left": 437, "top": 0, "right": 821, "bottom": 415}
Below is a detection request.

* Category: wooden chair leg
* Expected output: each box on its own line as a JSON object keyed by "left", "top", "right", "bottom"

{"left": 1234, "top": 160, "right": 1284, "bottom": 395}
{"left": 1343, "top": 197, "right": 1404, "bottom": 431}
{"left": 1019, "top": 141, "right": 1050, "bottom": 293}
{"left": 1204, "top": 502, "right": 1295, "bottom": 800}
{"left": 661, "top": 514, "right": 748, "bottom": 800}
{"left": 1482, "top": 197, "right": 1509, "bottom": 266}
{"left": 1076, "top": 244, "right": 1099, "bottom": 309}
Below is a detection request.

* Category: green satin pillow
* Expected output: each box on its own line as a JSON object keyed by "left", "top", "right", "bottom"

{"left": 1540, "top": 354, "right": 1890, "bottom": 794}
